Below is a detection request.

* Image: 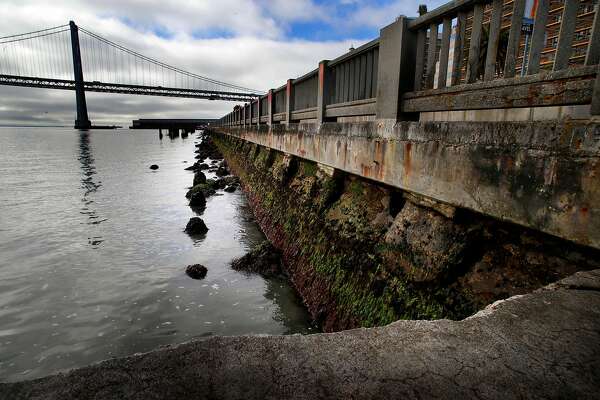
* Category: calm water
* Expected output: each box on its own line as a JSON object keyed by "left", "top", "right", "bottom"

{"left": 0, "top": 127, "right": 314, "bottom": 382}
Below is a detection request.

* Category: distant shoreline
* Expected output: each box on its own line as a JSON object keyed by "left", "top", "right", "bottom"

{"left": 0, "top": 124, "right": 71, "bottom": 128}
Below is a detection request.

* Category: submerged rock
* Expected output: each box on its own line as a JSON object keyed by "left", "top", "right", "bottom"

{"left": 185, "top": 264, "right": 207, "bottom": 280}
{"left": 188, "top": 192, "right": 207, "bottom": 209}
{"left": 231, "top": 241, "right": 284, "bottom": 278}
{"left": 193, "top": 171, "right": 207, "bottom": 186}
{"left": 185, "top": 217, "right": 208, "bottom": 234}
{"left": 149, "top": 164, "right": 159, "bottom": 170}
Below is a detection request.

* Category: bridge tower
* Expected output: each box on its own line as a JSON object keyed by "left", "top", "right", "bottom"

{"left": 69, "top": 21, "right": 91, "bottom": 130}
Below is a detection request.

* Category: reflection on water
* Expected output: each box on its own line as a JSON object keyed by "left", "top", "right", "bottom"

{"left": 0, "top": 127, "right": 316, "bottom": 382}
{"left": 78, "top": 131, "right": 106, "bottom": 247}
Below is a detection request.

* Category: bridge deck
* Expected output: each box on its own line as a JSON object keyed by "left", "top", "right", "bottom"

{"left": 0, "top": 74, "right": 259, "bottom": 102}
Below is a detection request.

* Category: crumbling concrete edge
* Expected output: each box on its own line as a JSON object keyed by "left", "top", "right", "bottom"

{"left": 2, "top": 269, "right": 600, "bottom": 400}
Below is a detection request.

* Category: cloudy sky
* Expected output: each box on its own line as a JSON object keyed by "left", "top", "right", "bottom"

{"left": 0, "top": 0, "right": 444, "bottom": 126}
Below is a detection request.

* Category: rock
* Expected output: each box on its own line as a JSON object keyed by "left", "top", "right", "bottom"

{"left": 149, "top": 164, "right": 159, "bottom": 170}
{"left": 184, "top": 164, "right": 197, "bottom": 171}
{"left": 215, "top": 166, "right": 229, "bottom": 177}
{"left": 185, "top": 264, "right": 207, "bottom": 280}
{"left": 224, "top": 185, "right": 237, "bottom": 193}
{"left": 184, "top": 217, "right": 208, "bottom": 235}
{"left": 193, "top": 171, "right": 207, "bottom": 186}
{"left": 383, "top": 201, "right": 468, "bottom": 282}
{"left": 198, "top": 163, "right": 209, "bottom": 171}
{"left": 215, "top": 176, "right": 239, "bottom": 190}
{"left": 188, "top": 192, "right": 207, "bottom": 209}
{"left": 186, "top": 180, "right": 218, "bottom": 198}
{"left": 231, "top": 241, "right": 284, "bottom": 278}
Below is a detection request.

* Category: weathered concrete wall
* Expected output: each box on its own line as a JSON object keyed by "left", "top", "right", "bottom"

{"left": 4, "top": 270, "right": 600, "bottom": 399}
{"left": 207, "top": 134, "right": 599, "bottom": 331}
{"left": 216, "top": 120, "right": 600, "bottom": 250}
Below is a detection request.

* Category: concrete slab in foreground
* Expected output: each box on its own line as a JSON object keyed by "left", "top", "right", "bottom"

{"left": 2, "top": 270, "right": 600, "bottom": 400}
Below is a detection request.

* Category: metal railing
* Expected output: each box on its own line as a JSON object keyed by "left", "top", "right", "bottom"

{"left": 217, "top": 0, "right": 600, "bottom": 127}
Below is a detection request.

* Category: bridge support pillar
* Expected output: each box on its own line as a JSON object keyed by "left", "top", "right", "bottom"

{"left": 69, "top": 21, "right": 92, "bottom": 130}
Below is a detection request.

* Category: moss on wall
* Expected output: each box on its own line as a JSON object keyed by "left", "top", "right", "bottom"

{"left": 212, "top": 132, "right": 600, "bottom": 332}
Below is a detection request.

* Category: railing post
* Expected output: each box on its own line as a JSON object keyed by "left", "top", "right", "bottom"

{"left": 317, "top": 61, "right": 331, "bottom": 125}
{"left": 375, "top": 16, "right": 417, "bottom": 121}
{"left": 256, "top": 99, "right": 261, "bottom": 128}
{"left": 267, "top": 89, "right": 274, "bottom": 126}
{"left": 285, "top": 79, "right": 294, "bottom": 124}
{"left": 69, "top": 21, "right": 91, "bottom": 130}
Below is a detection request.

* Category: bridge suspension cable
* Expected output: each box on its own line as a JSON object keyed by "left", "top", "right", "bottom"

{"left": 0, "top": 22, "right": 263, "bottom": 98}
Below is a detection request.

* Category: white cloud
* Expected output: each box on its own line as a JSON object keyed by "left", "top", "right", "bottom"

{"left": 0, "top": 0, "right": 450, "bottom": 126}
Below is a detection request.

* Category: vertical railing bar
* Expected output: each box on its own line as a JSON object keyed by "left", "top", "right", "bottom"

{"left": 527, "top": 0, "right": 550, "bottom": 75}
{"left": 467, "top": 3, "right": 485, "bottom": 83}
{"left": 359, "top": 53, "right": 367, "bottom": 99}
{"left": 451, "top": 11, "right": 467, "bottom": 86}
{"left": 592, "top": 65, "right": 600, "bottom": 115}
{"left": 365, "top": 50, "right": 373, "bottom": 98}
{"left": 585, "top": 4, "right": 600, "bottom": 65}
{"left": 484, "top": 0, "right": 503, "bottom": 81}
{"left": 372, "top": 47, "right": 378, "bottom": 97}
{"left": 504, "top": 0, "right": 526, "bottom": 78}
{"left": 425, "top": 23, "right": 438, "bottom": 89}
{"left": 414, "top": 29, "right": 426, "bottom": 90}
{"left": 553, "top": 0, "right": 579, "bottom": 71}
{"left": 438, "top": 17, "right": 452, "bottom": 88}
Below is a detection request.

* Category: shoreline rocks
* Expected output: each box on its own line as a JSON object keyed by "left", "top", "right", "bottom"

{"left": 231, "top": 241, "right": 284, "bottom": 278}
{"left": 188, "top": 192, "right": 207, "bottom": 209}
{"left": 193, "top": 171, "right": 207, "bottom": 186}
{"left": 184, "top": 217, "right": 208, "bottom": 235}
{"left": 185, "top": 264, "right": 207, "bottom": 279}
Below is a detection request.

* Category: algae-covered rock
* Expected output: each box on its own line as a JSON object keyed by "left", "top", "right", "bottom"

{"left": 186, "top": 180, "right": 218, "bottom": 198}
{"left": 231, "top": 241, "right": 284, "bottom": 278}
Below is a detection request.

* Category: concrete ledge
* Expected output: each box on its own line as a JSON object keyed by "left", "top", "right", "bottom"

{"left": 2, "top": 270, "right": 599, "bottom": 399}
{"left": 214, "top": 121, "right": 600, "bottom": 250}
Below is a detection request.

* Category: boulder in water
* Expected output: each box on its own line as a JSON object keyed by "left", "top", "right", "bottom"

{"left": 193, "top": 171, "right": 207, "bottom": 186}
{"left": 231, "top": 241, "right": 283, "bottom": 278}
{"left": 184, "top": 217, "right": 208, "bottom": 234}
{"left": 215, "top": 166, "right": 229, "bottom": 177}
{"left": 188, "top": 192, "right": 207, "bottom": 209}
{"left": 185, "top": 264, "right": 207, "bottom": 280}
{"left": 149, "top": 164, "right": 159, "bottom": 170}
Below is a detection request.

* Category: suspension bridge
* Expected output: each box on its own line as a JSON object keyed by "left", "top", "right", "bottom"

{"left": 0, "top": 21, "right": 263, "bottom": 129}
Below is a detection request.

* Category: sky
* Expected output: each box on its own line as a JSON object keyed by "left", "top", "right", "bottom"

{"left": 0, "top": 0, "right": 445, "bottom": 126}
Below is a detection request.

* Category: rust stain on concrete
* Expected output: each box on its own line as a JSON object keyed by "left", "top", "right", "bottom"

{"left": 404, "top": 142, "right": 412, "bottom": 177}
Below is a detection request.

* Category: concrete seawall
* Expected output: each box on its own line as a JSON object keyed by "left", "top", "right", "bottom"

{"left": 3, "top": 269, "right": 599, "bottom": 399}
{"left": 216, "top": 120, "right": 600, "bottom": 250}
